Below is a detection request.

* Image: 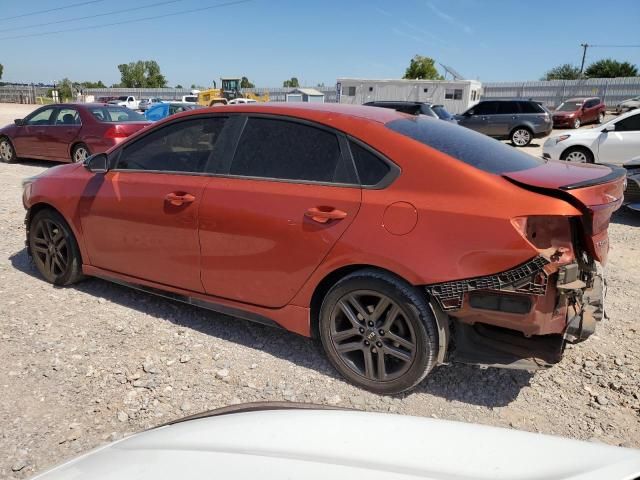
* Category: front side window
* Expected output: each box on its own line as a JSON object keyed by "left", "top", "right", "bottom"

{"left": 615, "top": 114, "right": 640, "bottom": 132}
{"left": 117, "top": 117, "right": 228, "bottom": 173}
{"left": 54, "top": 108, "right": 81, "bottom": 125}
{"left": 230, "top": 117, "right": 350, "bottom": 183}
{"left": 25, "top": 108, "right": 56, "bottom": 125}
{"left": 471, "top": 101, "right": 498, "bottom": 116}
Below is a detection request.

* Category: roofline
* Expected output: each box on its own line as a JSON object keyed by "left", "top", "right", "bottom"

{"left": 337, "top": 78, "right": 482, "bottom": 84}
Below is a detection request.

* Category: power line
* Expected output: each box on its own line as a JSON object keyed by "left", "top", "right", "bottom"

{"left": 0, "top": 0, "right": 253, "bottom": 41}
{"left": 0, "top": 0, "right": 186, "bottom": 33}
{"left": 589, "top": 44, "right": 640, "bottom": 48}
{"left": 2, "top": 0, "right": 106, "bottom": 21}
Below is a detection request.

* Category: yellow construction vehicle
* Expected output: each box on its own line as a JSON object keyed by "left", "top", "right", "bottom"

{"left": 198, "top": 78, "right": 269, "bottom": 106}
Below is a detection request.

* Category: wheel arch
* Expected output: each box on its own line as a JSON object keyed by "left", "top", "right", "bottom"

{"left": 308, "top": 263, "right": 450, "bottom": 363}
{"left": 509, "top": 124, "right": 533, "bottom": 137}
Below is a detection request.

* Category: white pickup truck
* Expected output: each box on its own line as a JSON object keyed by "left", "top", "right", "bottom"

{"left": 108, "top": 95, "right": 140, "bottom": 110}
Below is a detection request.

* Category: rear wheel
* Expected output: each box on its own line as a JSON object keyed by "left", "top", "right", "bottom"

{"left": 319, "top": 269, "right": 438, "bottom": 394}
{"left": 28, "top": 209, "right": 84, "bottom": 285}
{"left": 71, "top": 143, "right": 90, "bottom": 163}
{"left": 561, "top": 146, "right": 594, "bottom": 164}
{"left": 0, "top": 136, "right": 16, "bottom": 163}
{"left": 597, "top": 112, "right": 605, "bottom": 124}
{"left": 510, "top": 127, "right": 532, "bottom": 147}
{"left": 572, "top": 118, "right": 581, "bottom": 129}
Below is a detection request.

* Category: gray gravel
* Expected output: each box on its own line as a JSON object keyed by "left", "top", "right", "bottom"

{"left": 0, "top": 108, "right": 639, "bottom": 478}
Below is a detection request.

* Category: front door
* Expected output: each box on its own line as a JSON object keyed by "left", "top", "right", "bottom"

{"left": 11, "top": 106, "right": 57, "bottom": 158}
{"left": 80, "top": 115, "right": 231, "bottom": 292}
{"left": 198, "top": 116, "right": 362, "bottom": 308}
{"left": 598, "top": 113, "right": 640, "bottom": 165}
{"left": 458, "top": 101, "right": 497, "bottom": 135}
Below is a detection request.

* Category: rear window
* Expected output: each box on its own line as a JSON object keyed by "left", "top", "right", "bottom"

{"left": 386, "top": 117, "right": 544, "bottom": 174}
{"left": 89, "top": 106, "right": 145, "bottom": 122}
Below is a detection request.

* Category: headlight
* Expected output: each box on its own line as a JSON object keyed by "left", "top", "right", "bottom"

{"left": 555, "top": 135, "right": 570, "bottom": 144}
{"left": 21, "top": 176, "right": 39, "bottom": 189}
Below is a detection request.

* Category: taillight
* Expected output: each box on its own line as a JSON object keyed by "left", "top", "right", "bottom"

{"left": 104, "top": 126, "right": 129, "bottom": 139}
{"left": 511, "top": 215, "right": 575, "bottom": 263}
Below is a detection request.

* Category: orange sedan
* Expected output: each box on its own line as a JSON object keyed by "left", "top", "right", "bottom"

{"left": 21, "top": 103, "right": 625, "bottom": 393}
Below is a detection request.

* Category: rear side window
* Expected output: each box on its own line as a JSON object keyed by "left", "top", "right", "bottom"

{"left": 519, "top": 101, "right": 544, "bottom": 114}
{"left": 349, "top": 141, "right": 391, "bottom": 186}
{"left": 230, "top": 118, "right": 351, "bottom": 183}
{"left": 386, "top": 117, "right": 544, "bottom": 174}
{"left": 117, "top": 117, "right": 228, "bottom": 173}
{"left": 496, "top": 101, "right": 519, "bottom": 114}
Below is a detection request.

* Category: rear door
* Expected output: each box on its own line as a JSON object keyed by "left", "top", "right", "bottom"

{"left": 487, "top": 101, "right": 519, "bottom": 136}
{"left": 11, "top": 106, "right": 57, "bottom": 158}
{"left": 49, "top": 107, "right": 82, "bottom": 160}
{"left": 198, "top": 115, "right": 361, "bottom": 308}
{"left": 81, "top": 115, "right": 231, "bottom": 292}
{"left": 598, "top": 113, "right": 640, "bottom": 164}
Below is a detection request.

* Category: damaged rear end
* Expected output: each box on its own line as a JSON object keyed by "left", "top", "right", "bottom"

{"left": 430, "top": 161, "right": 625, "bottom": 370}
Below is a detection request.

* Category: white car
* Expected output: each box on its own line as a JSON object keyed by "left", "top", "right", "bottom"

{"left": 228, "top": 97, "right": 258, "bottom": 104}
{"left": 29, "top": 404, "right": 640, "bottom": 480}
{"left": 543, "top": 108, "right": 640, "bottom": 166}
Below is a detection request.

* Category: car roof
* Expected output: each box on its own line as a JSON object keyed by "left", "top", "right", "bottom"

{"left": 366, "top": 101, "right": 433, "bottom": 107}
{"left": 564, "top": 97, "right": 599, "bottom": 102}
{"left": 190, "top": 102, "right": 408, "bottom": 125}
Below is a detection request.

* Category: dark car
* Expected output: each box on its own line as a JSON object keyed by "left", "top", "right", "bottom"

{"left": 552, "top": 97, "right": 606, "bottom": 129}
{"left": 456, "top": 99, "right": 553, "bottom": 146}
{"left": 364, "top": 101, "right": 455, "bottom": 122}
{"left": 0, "top": 103, "right": 150, "bottom": 164}
{"left": 22, "top": 103, "right": 624, "bottom": 394}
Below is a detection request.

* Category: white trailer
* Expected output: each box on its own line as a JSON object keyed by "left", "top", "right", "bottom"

{"left": 337, "top": 78, "right": 482, "bottom": 114}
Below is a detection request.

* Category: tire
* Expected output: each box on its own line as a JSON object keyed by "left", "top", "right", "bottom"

{"left": 0, "top": 136, "right": 16, "bottom": 163}
{"left": 560, "top": 146, "right": 594, "bottom": 164}
{"left": 28, "top": 209, "right": 85, "bottom": 286}
{"left": 71, "top": 143, "right": 91, "bottom": 163}
{"left": 597, "top": 112, "right": 605, "bottom": 124}
{"left": 510, "top": 127, "right": 532, "bottom": 147}
{"left": 572, "top": 118, "right": 581, "bottom": 129}
{"left": 318, "top": 269, "right": 438, "bottom": 394}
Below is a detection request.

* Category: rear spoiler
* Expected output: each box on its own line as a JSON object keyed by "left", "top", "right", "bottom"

{"left": 560, "top": 165, "right": 626, "bottom": 190}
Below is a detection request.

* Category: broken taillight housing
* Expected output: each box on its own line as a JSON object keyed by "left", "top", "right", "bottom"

{"left": 511, "top": 215, "right": 575, "bottom": 263}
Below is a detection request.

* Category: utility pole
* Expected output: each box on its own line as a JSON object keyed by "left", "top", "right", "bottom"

{"left": 579, "top": 43, "right": 589, "bottom": 75}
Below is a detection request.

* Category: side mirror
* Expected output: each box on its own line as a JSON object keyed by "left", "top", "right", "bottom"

{"left": 84, "top": 153, "right": 109, "bottom": 173}
{"left": 603, "top": 124, "right": 615, "bottom": 133}
{"left": 14, "top": 119, "right": 24, "bottom": 126}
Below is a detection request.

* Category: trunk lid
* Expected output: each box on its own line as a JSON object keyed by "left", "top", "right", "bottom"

{"left": 503, "top": 160, "right": 626, "bottom": 263}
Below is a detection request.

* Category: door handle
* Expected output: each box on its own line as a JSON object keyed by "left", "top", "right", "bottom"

{"left": 305, "top": 206, "right": 348, "bottom": 224}
{"left": 165, "top": 192, "right": 195, "bottom": 206}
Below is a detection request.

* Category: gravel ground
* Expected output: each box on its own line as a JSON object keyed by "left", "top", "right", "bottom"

{"left": 0, "top": 103, "right": 639, "bottom": 478}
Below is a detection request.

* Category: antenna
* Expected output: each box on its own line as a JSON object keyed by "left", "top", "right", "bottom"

{"left": 439, "top": 64, "right": 466, "bottom": 80}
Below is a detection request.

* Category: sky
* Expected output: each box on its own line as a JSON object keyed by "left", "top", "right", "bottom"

{"left": 1, "top": 0, "right": 639, "bottom": 88}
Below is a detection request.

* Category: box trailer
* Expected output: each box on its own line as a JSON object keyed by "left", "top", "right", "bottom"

{"left": 337, "top": 78, "right": 482, "bottom": 114}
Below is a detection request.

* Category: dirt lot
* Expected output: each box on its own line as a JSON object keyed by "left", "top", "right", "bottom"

{"left": 1, "top": 103, "right": 639, "bottom": 478}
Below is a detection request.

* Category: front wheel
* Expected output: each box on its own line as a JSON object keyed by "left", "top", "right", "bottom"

{"left": 510, "top": 128, "right": 532, "bottom": 147}
{"left": 319, "top": 269, "right": 438, "bottom": 394}
{"left": 29, "top": 209, "right": 85, "bottom": 285}
{"left": 0, "top": 136, "right": 16, "bottom": 163}
{"left": 560, "top": 146, "right": 594, "bottom": 164}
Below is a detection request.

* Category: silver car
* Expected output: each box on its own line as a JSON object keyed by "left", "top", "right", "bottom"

{"left": 456, "top": 99, "right": 553, "bottom": 147}
{"left": 616, "top": 96, "right": 640, "bottom": 114}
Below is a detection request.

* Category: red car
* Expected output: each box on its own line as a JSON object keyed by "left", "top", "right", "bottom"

{"left": 21, "top": 104, "right": 625, "bottom": 393}
{"left": 0, "top": 103, "right": 150, "bottom": 164}
{"left": 552, "top": 97, "right": 606, "bottom": 129}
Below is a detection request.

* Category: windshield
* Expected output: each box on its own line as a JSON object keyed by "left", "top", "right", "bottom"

{"left": 89, "top": 106, "right": 145, "bottom": 122}
{"left": 432, "top": 105, "right": 453, "bottom": 120}
{"left": 386, "top": 116, "right": 544, "bottom": 174}
{"left": 556, "top": 101, "right": 582, "bottom": 112}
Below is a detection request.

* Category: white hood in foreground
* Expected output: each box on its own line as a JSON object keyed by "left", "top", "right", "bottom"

{"left": 32, "top": 406, "right": 640, "bottom": 480}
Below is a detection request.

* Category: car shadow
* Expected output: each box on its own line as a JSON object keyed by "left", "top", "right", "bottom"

{"left": 9, "top": 247, "right": 531, "bottom": 407}
{"left": 612, "top": 207, "right": 640, "bottom": 227}
{"left": 14, "top": 158, "right": 61, "bottom": 168}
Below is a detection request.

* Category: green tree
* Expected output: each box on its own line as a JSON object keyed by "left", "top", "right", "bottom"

{"left": 56, "top": 78, "right": 74, "bottom": 101}
{"left": 403, "top": 55, "right": 443, "bottom": 80}
{"left": 0, "top": 63, "right": 3, "bottom": 80}
{"left": 79, "top": 80, "right": 106, "bottom": 89}
{"left": 175, "top": 84, "right": 184, "bottom": 88}
{"left": 584, "top": 59, "right": 638, "bottom": 78}
{"left": 282, "top": 77, "right": 300, "bottom": 88}
{"left": 117, "top": 60, "right": 167, "bottom": 88}
{"left": 240, "top": 76, "right": 255, "bottom": 88}
{"left": 542, "top": 63, "right": 581, "bottom": 80}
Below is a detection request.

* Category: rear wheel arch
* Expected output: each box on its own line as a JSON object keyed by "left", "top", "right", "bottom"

{"left": 70, "top": 142, "right": 91, "bottom": 163}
